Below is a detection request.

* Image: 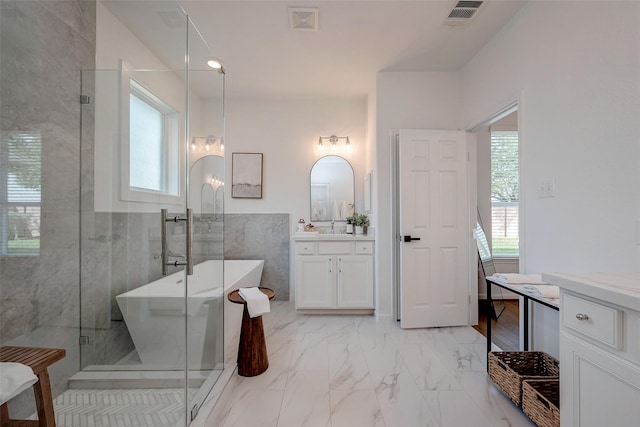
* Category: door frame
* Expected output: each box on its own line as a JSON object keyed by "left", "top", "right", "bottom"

{"left": 467, "top": 96, "right": 525, "bottom": 275}
{"left": 391, "top": 130, "right": 478, "bottom": 326}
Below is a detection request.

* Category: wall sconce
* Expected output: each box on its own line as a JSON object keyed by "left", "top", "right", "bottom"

{"left": 192, "top": 136, "right": 224, "bottom": 152}
{"left": 317, "top": 135, "right": 351, "bottom": 152}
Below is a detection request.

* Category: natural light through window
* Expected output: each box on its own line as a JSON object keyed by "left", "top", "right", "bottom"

{"left": 125, "top": 79, "right": 179, "bottom": 201}
{"left": 1, "top": 131, "right": 41, "bottom": 256}
{"left": 130, "top": 92, "right": 164, "bottom": 192}
{"left": 490, "top": 130, "right": 519, "bottom": 257}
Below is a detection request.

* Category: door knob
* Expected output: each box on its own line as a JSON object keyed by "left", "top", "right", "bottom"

{"left": 403, "top": 235, "right": 421, "bottom": 242}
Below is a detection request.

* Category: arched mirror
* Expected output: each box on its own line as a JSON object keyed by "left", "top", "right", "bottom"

{"left": 189, "top": 155, "right": 224, "bottom": 216}
{"left": 201, "top": 183, "right": 215, "bottom": 214}
{"left": 310, "top": 155, "right": 354, "bottom": 221}
{"left": 215, "top": 186, "right": 224, "bottom": 217}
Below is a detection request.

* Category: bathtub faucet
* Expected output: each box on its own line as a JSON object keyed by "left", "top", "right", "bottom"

{"left": 168, "top": 250, "right": 186, "bottom": 260}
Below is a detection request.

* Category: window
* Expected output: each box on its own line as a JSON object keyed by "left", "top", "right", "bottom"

{"left": 0, "top": 132, "right": 41, "bottom": 256}
{"left": 123, "top": 79, "right": 179, "bottom": 202}
{"left": 490, "top": 130, "right": 519, "bottom": 257}
{"left": 130, "top": 92, "right": 165, "bottom": 191}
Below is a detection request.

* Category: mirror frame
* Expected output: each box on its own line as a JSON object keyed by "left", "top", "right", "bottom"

{"left": 309, "top": 155, "right": 355, "bottom": 222}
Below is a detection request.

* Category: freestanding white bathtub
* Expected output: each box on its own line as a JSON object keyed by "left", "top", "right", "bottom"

{"left": 116, "top": 259, "right": 264, "bottom": 370}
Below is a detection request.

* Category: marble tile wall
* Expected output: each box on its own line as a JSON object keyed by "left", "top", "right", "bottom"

{"left": 224, "top": 213, "right": 290, "bottom": 300}
{"left": 0, "top": 0, "right": 96, "bottom": 418}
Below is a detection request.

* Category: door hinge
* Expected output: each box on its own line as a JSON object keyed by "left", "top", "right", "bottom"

{"left": 79, "top": 335, "right": 90, "bottom": 345}
{"left": 80, "top": 95, "right": 91, "bottom": 104}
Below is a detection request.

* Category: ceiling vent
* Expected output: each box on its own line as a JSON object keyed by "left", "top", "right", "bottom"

{"left": 157, "top": 10, "right": 186, "bottom": 29}
{"left": 289, "top": 7, "right": 318, "bottom": 31}
{"left": 442, "top": 1, "right": 484, "bottom": 27}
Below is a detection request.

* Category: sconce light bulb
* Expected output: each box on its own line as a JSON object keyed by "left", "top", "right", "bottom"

{"left": 317, "top": 138, "right": 324, "bottom": 151}
{"left": 220, "top": 142, "right": 225, "bottom": 151}
{"left": 191, "top": 141, "right": 197, "bottom": 150}
{"left": 331, "top": 141, "right": 338, "bottom": 152}
{"left": 345, "top": 137, "right": 352, "bottom": 151}
{"left": 205, "top": 142, "right": 210, "bottom": 151}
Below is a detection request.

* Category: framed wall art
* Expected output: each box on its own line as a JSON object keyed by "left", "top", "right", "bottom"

{"left": 232, "top": 152, "right": 263, "bottom": 198}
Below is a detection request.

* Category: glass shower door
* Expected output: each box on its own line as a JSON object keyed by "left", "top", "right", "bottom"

{"left": 79, "top": 65, "right": 194, "bottom": 424}
{"left": 79, "top": 2, "right": 225, "bottom": 425}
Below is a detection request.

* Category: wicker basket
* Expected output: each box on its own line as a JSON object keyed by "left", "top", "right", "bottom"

{"left": 522, "top": 379, "right": 560, "bottom": 427}
{"left": 488, "top": 351, "right": 559, "bottom": 406}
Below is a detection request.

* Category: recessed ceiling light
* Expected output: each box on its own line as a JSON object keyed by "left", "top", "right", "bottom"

{"left": 206, "top": 58, "right": 226, "bottom": 74}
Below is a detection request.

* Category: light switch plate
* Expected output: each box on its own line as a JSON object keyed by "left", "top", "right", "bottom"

{"left": 538, "top": 178, "right": 556, "bottom": 198}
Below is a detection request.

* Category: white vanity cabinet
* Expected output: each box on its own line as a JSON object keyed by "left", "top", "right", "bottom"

{"left": 543, "top": 273, "right": 640, "bottom": 427}
{"left": 294, "top": 237, "right": 374, "bottom": 310}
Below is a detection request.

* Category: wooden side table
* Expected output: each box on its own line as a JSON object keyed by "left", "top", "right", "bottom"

{"left": 1, "top": 346, "right": 66, "bottom": 427}
{"left": 227, "top": 287, "right": 275, "bottom": 377}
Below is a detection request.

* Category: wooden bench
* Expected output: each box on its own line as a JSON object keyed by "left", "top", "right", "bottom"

{"left": 1, "top": 346, "right": 65, "bottom": 427}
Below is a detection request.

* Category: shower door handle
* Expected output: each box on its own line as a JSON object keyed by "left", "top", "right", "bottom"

{"left": 161, "top": 208, "right": 194, "bottom": 276}
{"left": 185, "top": 208, "right": 193, "bottom": 276}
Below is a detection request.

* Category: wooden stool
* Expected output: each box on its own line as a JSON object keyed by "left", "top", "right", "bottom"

{"left": 227, "top": 287, "right": 275, "bottom": 377}
{"left": 1, "top": 346, "right": 66, "bottom": 427}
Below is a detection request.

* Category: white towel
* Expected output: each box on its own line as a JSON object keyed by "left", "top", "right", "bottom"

{"left": 491, "top": 273, "right": 548, "bottom": 285}
{"left": 340, "top": 201, "right": 348, "bottom": 220}
{"left": 0, "top": 362, "right": 38, "bottom": 405}
{"left": 238, "top": 287, "right": 271, "bottom": 318}
{"left": 332, "top": 200, "right": 340, "bottom": 221}
{"left": 521, "top": 285, "right": 560, "bottom": 299}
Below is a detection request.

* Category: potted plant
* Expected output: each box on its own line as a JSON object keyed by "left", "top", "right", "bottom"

{"left": 352, "top": 213, "right": 369, "bottom": 235}
{"left": 345, "top": 215, "right": 354, "bottom": 234}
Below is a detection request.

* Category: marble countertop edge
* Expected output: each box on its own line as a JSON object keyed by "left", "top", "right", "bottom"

{"left": 542, "top": 272, "right": 640, "bottom": 312}
{"left": 292, "top": 233, "right": 375, "bottom": 241}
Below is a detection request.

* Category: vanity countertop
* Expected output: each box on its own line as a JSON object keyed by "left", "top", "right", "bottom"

{"left": 542, "top": 272, "right": 640, "bottom": 311}
{"left": 292, "top": 233, "right": 374, "bottom": 241}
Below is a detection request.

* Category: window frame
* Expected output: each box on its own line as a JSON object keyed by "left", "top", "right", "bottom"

{"left": 0, "top": 132, "right": 42, "bottom": 257}
{"left": 119, "top": 75, "right": 181, "bottom": 205}
{"left": 490, "top": 128, "right": 520, "bottom": 258}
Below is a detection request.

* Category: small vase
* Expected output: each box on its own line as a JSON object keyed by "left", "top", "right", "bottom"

{"left": 355, "top": 225, "right": 364, "bottom": 235}
{"left": 346, "top": 224, "right": 353, "bottom": 234}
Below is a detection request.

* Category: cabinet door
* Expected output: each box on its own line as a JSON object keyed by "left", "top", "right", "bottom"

{"left": 296, "top": 256, "right": 334, "bottom": 308}
{"left": 561, "top": 332, "right": 640, "bottom": 427}
{"left": 336, "top": 256, "right": 374, "bottom": 308}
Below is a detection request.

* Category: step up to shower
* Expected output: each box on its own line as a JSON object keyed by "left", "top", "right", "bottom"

{"left": 68, "top": 369, "right": 210, "bottom": 389}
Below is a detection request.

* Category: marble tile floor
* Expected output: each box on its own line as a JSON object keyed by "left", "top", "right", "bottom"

{"left": 202, "top": 301, "right": 536, "bottom": 427}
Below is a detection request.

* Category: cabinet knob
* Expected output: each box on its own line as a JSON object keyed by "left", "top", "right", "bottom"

{"left": 575, "top": 313, "right": 590, "bottom": 321}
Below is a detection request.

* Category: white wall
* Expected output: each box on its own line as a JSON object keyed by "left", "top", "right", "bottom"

{"left": 462, "top": 1, "right": 640, "bottom": 358}
{"left": 95, "top": 2, "right": 211, "bottom": 212}
{"left": 374, "top": 72, "right": 463, "bottom": 316}
{"left": 462, "top": 1, "right": 640, "bottom": 274}
{"left": 223, "top": 98, "right": 367, "bottom": 226}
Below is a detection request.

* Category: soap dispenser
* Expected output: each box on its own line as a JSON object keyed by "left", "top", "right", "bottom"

{"left": 297, "top": 219, "right": 306, "bottom": 233}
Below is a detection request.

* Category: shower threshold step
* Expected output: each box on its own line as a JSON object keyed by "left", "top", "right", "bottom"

{"left": 69, "top": 369, "right": 211, "bottom": 389}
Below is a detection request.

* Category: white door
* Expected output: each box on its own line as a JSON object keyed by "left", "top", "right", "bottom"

{"left": 399, "top": 129, "right": 475, "bottom": 328}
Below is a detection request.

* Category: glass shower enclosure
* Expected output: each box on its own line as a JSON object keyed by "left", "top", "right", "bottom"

{"left": 79, "top": 1, "right": 225, "bottom": 424}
